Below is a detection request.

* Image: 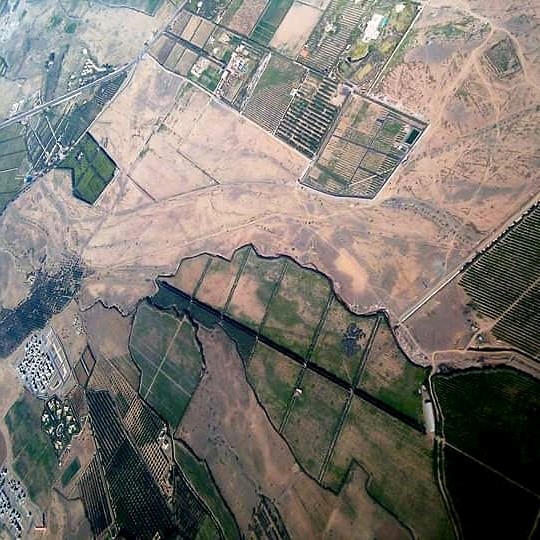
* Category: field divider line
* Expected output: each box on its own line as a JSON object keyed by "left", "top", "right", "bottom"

{"left": 441, "top": 439, "right": 540, "bottom": 500}
{"left": 352, "top": 314, "right": 381, "bottom": 389}
{"left": 223, "top": 247, "right": 251, "bottom": 315}
{"left": 258, "top": 258, "right": 289, "bottom": 334}
{"left": 145, "top": 318, "right": 184, "bottom": 397}
{"left": 279, "top": 366, "right": 307, "bottom": 434}
{"left": 318, "top": 393, "right": 352, "bottom": 484}
{"left": 192, "top": 257, "right": 213, "bottom": 299}
{"left": 306, "top": 292, "right": 334, "bottom": 361}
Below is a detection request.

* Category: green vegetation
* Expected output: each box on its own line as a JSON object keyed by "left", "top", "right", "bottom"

{"left": 61, "top": 457, "right": 81, "bottom": 487}
{"left": 227, "top": 248, "right": 285, "bottom": 329}
{"left": 444, "top": 446, "right": 538, "bottom": 540}
{"left": 263, "top": 262, "right": 331, "bottom": 357}
{"left": 64, "top": 21, "right": 77, "bottom": 34}
{"left": 196, "top": 516, "right": 221, "bottom": 540}
{"left": 246, "top": 343, "right": 300, "bottom": 428}
{"left": 0, "top": 123, "right": 27, "bottom": 213}
{"left": 326, "top": 397, "right": 453, "bottom": 539}
{"left": 311, "top": 299, "right": 377, "bottom": 383}
{"left": 359, "top": 319, "right": 426, "bottom": 423}
{"left": 283, "top": 370, "right": 348, "bottom": 477}
{"left": 49, "top": 14, "right": 62, "bottom": 28}
{"left": 434, "top": 368, "right": 540, "bottom": 492}
{"left": 130, "top": 303, "right": 203, "bottom": 428}
{"left": 251, "top": 0, "right": 294, "bottom": 45}
{"left": 58, "top": 133, "right": 116, "bottom": 204}
{"left": 5, "top": 393, "right": 58, "bottom": 504}
{"left": 175, "top": 441, "right": 240, "bottom": 540}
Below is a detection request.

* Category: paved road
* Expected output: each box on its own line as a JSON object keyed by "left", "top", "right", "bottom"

{"left": 0, "top": 1, "right": 187, "bottom": 130}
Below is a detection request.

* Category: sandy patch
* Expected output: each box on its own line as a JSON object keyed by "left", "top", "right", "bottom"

{"left": 335, "top": 248, "right": 368, "bottom": 297}
{"left": 270, "top": 2, "right": 323, "bottom": 57}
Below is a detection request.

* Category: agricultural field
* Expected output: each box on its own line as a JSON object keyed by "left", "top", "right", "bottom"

{"left": 227, "top": 248, "right": 286, "bottom": 330}
{"left": 5, "top": 393, "right": 58, "bottom": 505}
{"left": 58, "top": 133, "right": 116, "bottom": 204}
{"left": 246, "top": 342, "right": 301, "bottom": 428}
{"left": 310, "top": 298, "right": 377, "bottom": 383}
{"left": 129, "top": 302, "right": 204, "bottom": 428}
{"left": 174, "top": 440, "right": 240, "bottom": 540}
{"left": 195, "top": 247, "right": 250, "bottom": 311}
{"left": 443, "top": 446, "right": 538, "bottom": 540}
{"left": 166, "top": 254, "right": 210, "bottom": 297}
{"left": 221, "top": 0, "right": 268, "bottom": 36}
{"left": 358, "top": 318, "right": 426, "bottom": 423}
{"left": 325, "top": 397, "right": 453, "bottom": 539}
{"left": 460, "top": 206, "right": 540, "bottom": 359}
{"left": 282, "top": 370, "right": 348, "bottom": 477}
{"left": 275, "top": 72, "right": 341, "bottom": 157}
{"left": 304, "top": 94, "right": 425, "bottom": 197}
{"left": 186, "top": 0, "right": 232, "bottom": 20}
{"left": 338, "top": 1, "right": 420, "bottom": 90}
{"left": 61, "top": 457, "right": 81, "bottom": 488}
{"left": 243, "top": 55, "right": 305, "bottom": 133}
{"left": 250, "top": 0, "right": 295, "bottom": 46}
{"left": 0, "top": 123, "right": 28, "bottom": 213}
{"left": 262, "top": 261, "right": 331, "bottom": 357}
{"left": 433, "top": 368, "right": 540, "bottom": 493}
{"left": 484, "top": 36, "right": 521, "bottom": 78}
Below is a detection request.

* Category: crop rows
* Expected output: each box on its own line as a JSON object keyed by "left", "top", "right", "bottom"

{"left": 302, "top": 0, "right": 367, "bottom": 72}
{"left": 460, "top": 206, "right": 540, "bottom": 356}
{"left": 243, "top": 56, "right": 305, "bottom": 133}
{"left": 276, "top": 74, "right": 339, "bottom": 156}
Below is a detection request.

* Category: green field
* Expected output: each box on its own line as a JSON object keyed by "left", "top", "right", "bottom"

{"left": 326, "top": 397, "right": 453, "bottom": 540}
{"left": 443, "top": 446, "right": 538, "bottom": 539}
{"left": 434, "top": 368, "right": 540, "bottom": 492}
{"left": 311, "top": 299, "right": 377, "bottom": 383}
{"left": 61, "top": 457, "right": 81, "bottom": 487}
{"left": 0, "top": 123, "right": 27, "bottom": 213}
{"left": 250, "top": 0, "right": 294, "bottom": 45}
{"left": 175, "top": 441, "right": 240, "bottom": 540}
{"left": 246, "top": 342, "right": 300, "bottom": 428}
{"left": 358, "top": 318, "right": 426, "bottom": 423}
{"left": 283, "top": 370, "right": 348, "bottom": 478}
{"left": 58, "top": 133, "right": 116, "bottom": 204}
{"left": 5, "top": 393, "right": 58, "bottom": 504}
{"left": 262, "top": 262, "right": 331, "bottom": 357}
{"left": 227, "top": 248, "right": 285, "bottom": 329}
{"left": 130, "top": 302, "right": 203, "bottom": 428}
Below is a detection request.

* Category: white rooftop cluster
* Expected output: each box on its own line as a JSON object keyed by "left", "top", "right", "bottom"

{"left": 0, "top": 467, "right": 27, "bottom": 538}
{"left": 17, "top": 334, "right": 55, "bottom": 396}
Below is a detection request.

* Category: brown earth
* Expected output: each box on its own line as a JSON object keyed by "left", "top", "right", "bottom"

{"left": 177, "top": 327, "right": 410, "bottom": 539}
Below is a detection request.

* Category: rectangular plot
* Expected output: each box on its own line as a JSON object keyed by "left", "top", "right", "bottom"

{"left": 262, "top": 262, "right": 331, "bottom": 356}
{"left": 196, "top": 248, "right": 249, "bottom": 310}
{"left": 311, "top": 299, "right": 376, "bottom": 383}
{"left": 358, "top": 318, "right": 426, "bottom": 423}
{"left": 247, "top": 342, "right": 301, "bottom": 429}
{"left": 250, "top": 0, "right": 294, "bottom": 45}
{"left": 166, "top": 254, "right": 210, "bottom": 296}
{"left": 223, "top": 0, "right": 268, "bottom": 36}
{"left": 147, "top": 372, "right": 191, "bottom": 428}
{"left": 283, "top": 370, "right": 347, "bottom": 477}
{"left": 227, "top": 249, "right": 285, "bottom": 329}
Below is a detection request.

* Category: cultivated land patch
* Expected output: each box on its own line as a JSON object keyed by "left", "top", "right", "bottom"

{"left": 358, "top": 318, "right": 426, "bottom": 423}
{"left": 311, "top": 298, "right": 377, "bottom": 383}
{"left": 129, "top": 302, "right": 203, "bottom": 428}
{"left": 325, "top": 397, "right": 452, "bottom": 540}
{"left": 304, "top": 94, "right": 426, "bottom": 198}
{"left": 433, "top": 367, "right": 540, "bottom": 493}
{"left": 222, "top": 0, "right": 268, "bottom": 36}
{"left": 5, "top": 392, "right": 58, "bottom": 505}
{"left": 262, "top": 261, "right": 331, "bottom": 357}
{"left": 0, "top": 123, "right": 28, "bottom": 214}
{"left": 443, "top": 446, "right": 538, "bottom": 540}
{"left": 166, "top": 254, "right": 210, "bottom": 297}
{"left": 283, "top": 370, "right": 348, "bottom": 478}
{"left": 174, "top": 440, "right": 240, "bottom": 540}
{"left": 250, "top": 0, "right": 295, "bottom": 46}
{"left": 246, "top": 342, "right": 301, "bottom": 429}
{"left": 460, "top": 206, "right": 540, "bottom": 360}
{"left": 58, "top": 133, "right": 116, "bottom": 204}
